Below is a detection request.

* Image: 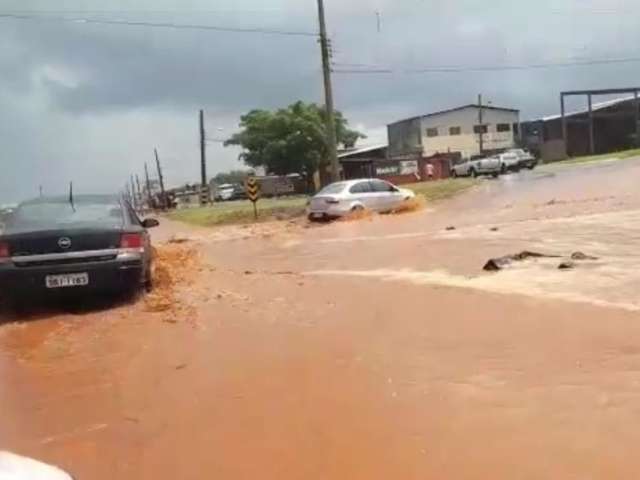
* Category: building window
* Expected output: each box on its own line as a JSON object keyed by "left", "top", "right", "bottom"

{"left": 497, "top": 123, "right": 511, "bottom": 132}
{"left": 449, "top": 126, "right": 461, "bottom": 136}
{"left": 426, "top": 128, "right": 439, "bottom": 137}
{"left": 473, "top": 125, "right": 488, "bottom": 134}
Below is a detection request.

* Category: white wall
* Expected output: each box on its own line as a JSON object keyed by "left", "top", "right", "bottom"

{"left": 420, "top": 106, "right": 519, "bottom": 158}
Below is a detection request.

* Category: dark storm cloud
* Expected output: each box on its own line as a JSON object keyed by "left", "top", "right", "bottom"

{"left": 4, "top": 0, "right": 640, "bottom": 119}
{"left": 4, "top": 18, "right": 322, "bottom": 114}
{"left": 1, "top": 0, "right": 640, "bottom": 203}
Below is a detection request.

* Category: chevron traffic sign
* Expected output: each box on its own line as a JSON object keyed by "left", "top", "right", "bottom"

{"left": 246, "top": 177, "right": 260, "bottom": 202}
{"left": 245, "top": 176, "right": 260, "bottom": 220}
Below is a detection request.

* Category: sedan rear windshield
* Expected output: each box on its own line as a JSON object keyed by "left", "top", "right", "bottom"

{"left": 317, "top": 182, "right": 348, "bottom": 195}
{"left": 7, "top": 198, "right": 124, "bottom": 232}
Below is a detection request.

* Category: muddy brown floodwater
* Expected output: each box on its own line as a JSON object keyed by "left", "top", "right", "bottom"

{"left": 2, "top": 158, "right": 640, "bottom": 479}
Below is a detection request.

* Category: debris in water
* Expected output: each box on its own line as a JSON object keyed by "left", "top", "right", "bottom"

{"left": 244, "top": 270, "right": 254, "bottom": 275}
{"left": 175, "top": 364, "right": 188, "bottom": 370}
{"left": 571, "top": 251, "right": 599, "bottom": 261}
{"left": 483, "top": 251, "right": 561, "bottom": 271}
{"left": 483, "top": 257, "right": 510, "bottom": 271}
{"left": 490, "top": 227, "right": 499, "bottom": 232}
{"left": 558, "top": 261, "right": 576, "bottom": 270}
{"left": 168, "top": 236, "right": 191, "bottom": 244}
{"left": 445, "top": 226, "right": 456, "bottom": 231}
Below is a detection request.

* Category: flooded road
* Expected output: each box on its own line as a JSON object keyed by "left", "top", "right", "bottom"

{"left": 2, "top": 158, "right": 640, "bottom": 479}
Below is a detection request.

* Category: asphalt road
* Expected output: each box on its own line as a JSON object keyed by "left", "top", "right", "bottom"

{"left": 2, "top": 157, "right": 640, "bottom": 479}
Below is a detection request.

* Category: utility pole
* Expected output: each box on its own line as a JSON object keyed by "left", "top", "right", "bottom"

{"left": 154, "top": 148, "right": 167, "bottom": 210}
{"left": 135, "top": 175, "right": 143, "bottom": 214}
{"left": 39, "top": 185, "right": 43, "bottom": 198}
{"left": 130, "top": 175, "right": 137, "bottom": 211}
{"left": 477, "top": 94, "right": 484, "bottom": 154}
{"left": 199, "top": 109, "right": 207, "bottom": 186}
{"left": 135, "top": 175, "right": 142, "bottom": 203}
{"left": 144, "top": 162, "right": 153, "bottom": 209}
{"left": 316, "top": 0, "right": 340, "bottom": 184}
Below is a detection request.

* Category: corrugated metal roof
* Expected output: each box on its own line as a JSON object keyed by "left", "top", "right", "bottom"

{"left": 338, "top": 144, "right": 387, "bottom": 158}
{"left": 532, "top": 96, "right": 636, "bottom": 122}
{"left": 389, "top": 104, "right": 520, "bottom": 126}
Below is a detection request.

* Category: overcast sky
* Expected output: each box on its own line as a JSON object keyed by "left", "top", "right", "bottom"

{"left": 1, "top": 0, "right": 638, "bottom": 203}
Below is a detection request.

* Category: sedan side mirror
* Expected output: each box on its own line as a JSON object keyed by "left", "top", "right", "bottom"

{"left": 142, "top": 218, "right": 160, "bottom": 229}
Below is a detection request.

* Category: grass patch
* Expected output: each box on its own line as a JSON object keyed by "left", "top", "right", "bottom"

{"left": 168, "top": 196, "right": 307, "bottom": 227}
{"left": 404, "top": 178, "right": 479, "bottom": 202}
{"left": 543, "top": 148, "right": 640, "bottom": 168}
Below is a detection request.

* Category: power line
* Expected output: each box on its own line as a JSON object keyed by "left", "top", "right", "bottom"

{"left": 0, "top": 13, "right": 317, "bottom": 37}
{"left": 0, "top": 9, "right": 285, "bottom": 14}
{"left": 332, "top": 56, "right": 640, "bottom": 75}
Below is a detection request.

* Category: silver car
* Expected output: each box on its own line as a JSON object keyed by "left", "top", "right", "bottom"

{"left": 307, "top": 179, "right": 415, "bottom": 221}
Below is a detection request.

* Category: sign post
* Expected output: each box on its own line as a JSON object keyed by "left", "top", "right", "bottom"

{"left": 245, "top": 176, "right": 260, "bottom": 220}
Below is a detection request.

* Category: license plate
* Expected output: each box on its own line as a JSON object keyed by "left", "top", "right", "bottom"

{"left": 45, "top": 273, "right": 90, "bottom": 289}
{"left": 311, "top": 212, "right": 324, "bottom": 219}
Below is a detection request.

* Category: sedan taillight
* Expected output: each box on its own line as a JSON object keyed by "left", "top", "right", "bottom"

{"left": 120, "top": 233, "right": 143, "bottom": 249}
{"left": 0, "top": 242, "right": 9, "bottom": 260}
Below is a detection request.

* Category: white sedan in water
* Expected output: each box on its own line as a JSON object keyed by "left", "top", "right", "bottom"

{"left": 307, "top": 179, "right": 415, "bottom": 221}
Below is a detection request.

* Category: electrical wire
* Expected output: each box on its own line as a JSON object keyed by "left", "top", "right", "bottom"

{"left": 332, "top": 56, "right": 640, "bottom": 75}
{"left": 0, "top": 13, "right": 317, "bottom": 37}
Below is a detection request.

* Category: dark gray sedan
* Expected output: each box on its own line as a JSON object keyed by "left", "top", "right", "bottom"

{"left": 0, "top": 195, "right": 158, "bottom": 302}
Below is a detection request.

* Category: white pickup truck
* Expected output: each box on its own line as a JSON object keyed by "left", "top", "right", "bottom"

{"left": 451, "top": 155, "right": 501, "bottom": 178}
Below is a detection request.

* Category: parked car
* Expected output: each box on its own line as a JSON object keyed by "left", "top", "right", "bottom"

{"left": 214, "top": 184, "right": 247, "bottom": 201}
{"left": 496, "top": 152, "right": 521, "bottom": 173}
{"left": 451, "top": 155, "right": 501, "bottom": 178}
{"left": 307, "top": 179, "right": 415, "bottom": 221}
{"left": 214, "top": 184, "right": 236, "bottom": 201}
{"left": 507, "top": 148, "right": 538, "bottom": 170}
{"left": 0, "top": 195, "right": 158, "bottom": 303}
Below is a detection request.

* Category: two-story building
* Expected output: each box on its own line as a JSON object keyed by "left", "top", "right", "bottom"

{"left": 388, "top": 104, "right": 520, "bottom": 161}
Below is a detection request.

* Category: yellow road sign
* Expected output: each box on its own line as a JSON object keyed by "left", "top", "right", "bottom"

{"left": 246, "top": 177, "right": 260, "bottom": 203}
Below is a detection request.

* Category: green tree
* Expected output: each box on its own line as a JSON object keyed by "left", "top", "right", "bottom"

{"left": 224, "top": 101, "right": 365, "bottom": 185}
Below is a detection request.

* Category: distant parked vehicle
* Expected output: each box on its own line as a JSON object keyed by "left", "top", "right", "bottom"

{"left": 307, "top": 179, "right": 415, "bottom": 221}
{"left": 496, "top": 152, "right": 521, "bottom": 173}
{"left": 451, "top": 155, "right": 501, "bottom": 178}
{"left": 507, "top": 148, "right": 538, "bottom": 170}
{"left": 214, "top": 184, "right": 236, "bottom": 201}
{"left": 214, "top": 184, "right": 246, "bottom": 201}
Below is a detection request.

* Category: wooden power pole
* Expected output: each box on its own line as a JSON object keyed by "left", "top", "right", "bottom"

{"left": 477, "top": 94, "right": 485, "bottom": 154}
{"left": 144, "top": 162, "right": 153, "bottom": 208}
{"left": 135, "top": 174, "right": 142, "bottom": 211}
{"left": 199, "top": 109, "right": 208, "bottom": 204}
{"left": 316, "top": 0, "right": 340, "bottom": 184}
{"left": 130, "top": 175, "right": 137, "bottom": 210}
{"left": 154, "top": 148, "right": 167, "bottom": 210}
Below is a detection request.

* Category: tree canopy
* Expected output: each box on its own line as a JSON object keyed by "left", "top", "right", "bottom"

{"left": 224, "top": 101, "right": 365, "bottom": 178}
